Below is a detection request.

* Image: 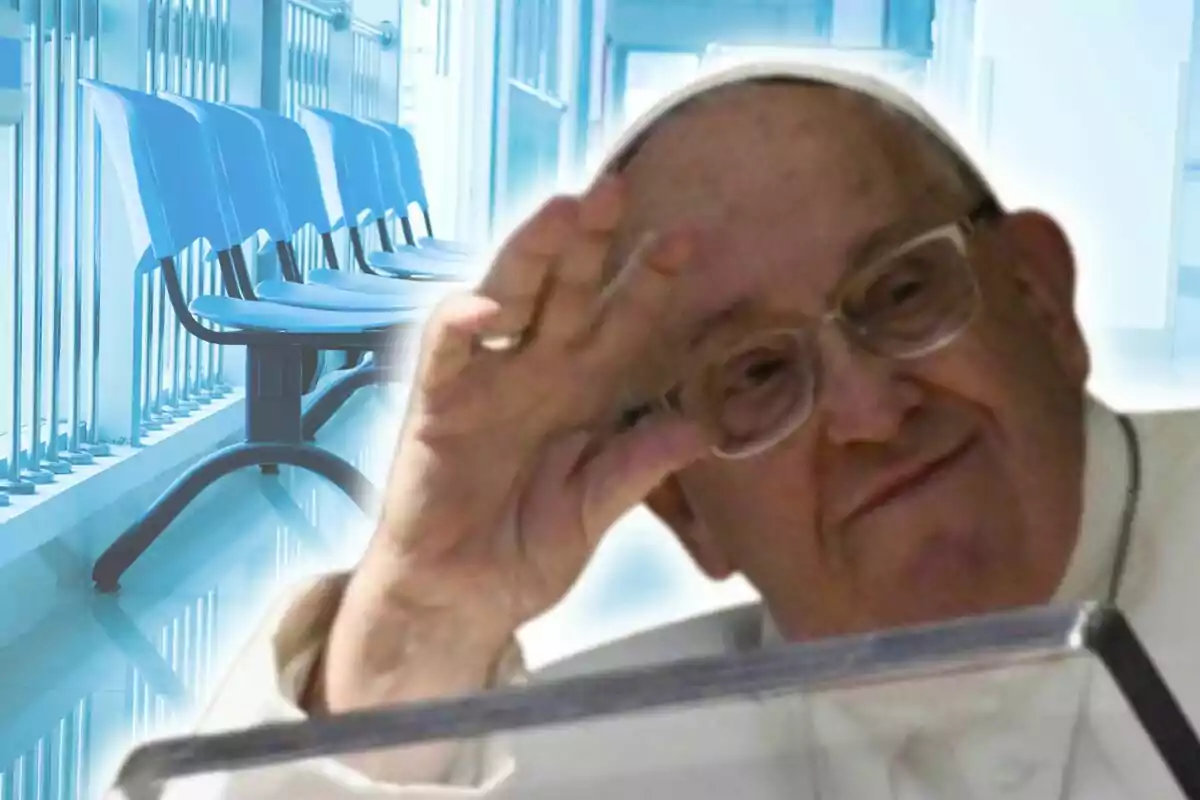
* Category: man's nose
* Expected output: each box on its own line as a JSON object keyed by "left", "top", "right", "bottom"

{"left": 814, "top": 327, "right": 922, "bottom": 446}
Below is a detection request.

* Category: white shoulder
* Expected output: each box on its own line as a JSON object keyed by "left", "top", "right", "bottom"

{"left": 1129, "top": 407, "right": 1200, "bottom": 504}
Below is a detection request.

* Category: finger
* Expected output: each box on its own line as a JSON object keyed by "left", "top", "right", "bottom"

{"left": 534, "top": 176, "right": 624, "bottom": 345}
{"left": 419, "top": 292, "right": 505, "bottom": 389}
{"left": 587, "top": 228, "right": 695, "bottom": 374}
{"left": 476, "top": 196, "right": 580, "bottom": 338}
{"left": 576, "top": 412, "right": 709, "bottom": 545}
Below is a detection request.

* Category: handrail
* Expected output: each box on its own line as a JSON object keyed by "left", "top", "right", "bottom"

{"left": 286, "top": 0, "right": 396, "bottom": 50}
{"left": 507, "top": 78, "right": 568, "bottom": 112}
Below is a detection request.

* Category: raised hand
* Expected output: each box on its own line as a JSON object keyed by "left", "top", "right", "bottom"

{"left": 315, "top": 176, "right": 708, "bottom": 741}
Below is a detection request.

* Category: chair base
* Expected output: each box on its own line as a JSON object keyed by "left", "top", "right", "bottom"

{"left": 93, "top": 441, "right": 378, "bottom": 593}
{"left": 302, "top": 362, "right": 391, "bottom": 441}
{"left": 92, "top": 344, "right": 387, "bottom": 594}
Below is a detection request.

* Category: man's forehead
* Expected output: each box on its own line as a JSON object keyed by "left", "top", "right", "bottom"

{"left": 616, "top": 81, "right": 962, "bottom": 220}
{"left": 601, "top": 80, "right": 980, "bottom": 389}
{"left": 611, "top": 84, "right": 967, "bottom": 280}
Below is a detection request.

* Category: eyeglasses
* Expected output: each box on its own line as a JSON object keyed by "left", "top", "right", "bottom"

{"left": 620, "top": 200, "right": 1000, "bottom": 460}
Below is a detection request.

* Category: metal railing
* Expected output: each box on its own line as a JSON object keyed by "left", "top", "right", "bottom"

{"left": 0, "top": 697, "right": 92, "bottom": 799}
{"left": 2, "top": 0, "right": 109, "bottom": 503}
{"left": 351, "top": 15, "right": 396, "bottom": 256}
{"left": 350, "top": 19, "right": 383, "bottom": 118}
{"left": 283, "top": 0, "right": 331, "bottom": 120}
{"left": 512, "top": 0, "right": 560, "bottom": 95}
{"left": 128, "top": 590, "right": 220, "bottom": 744}
{"left": 284, "top": 0, "right": 333, "bottom": 276}
{"left": 131, "top": 0, "right": 232, "bottom": 447}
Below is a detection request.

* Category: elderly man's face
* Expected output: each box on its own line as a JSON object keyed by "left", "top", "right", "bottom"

{"left": 619, "top": 83, "right": 1091, "bottom": 640}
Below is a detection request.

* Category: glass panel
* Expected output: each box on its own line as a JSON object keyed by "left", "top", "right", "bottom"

{"left": 105, "top": 605, "right": 1200, "bottom": 800}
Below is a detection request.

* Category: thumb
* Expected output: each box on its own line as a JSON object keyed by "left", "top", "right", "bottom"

{"left": 577, "top": 413, "right": 710, "bottom": 543}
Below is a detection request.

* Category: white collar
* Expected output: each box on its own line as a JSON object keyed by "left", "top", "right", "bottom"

{"left": 1053, "top": 397, "right": 1132, "bottom": 602}
{"left": 760, "top": 396, "right": 1133, "bottom": 646}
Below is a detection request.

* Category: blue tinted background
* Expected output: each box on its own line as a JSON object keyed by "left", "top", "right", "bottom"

{"left": 1, "top": 0, "right": 1198, "bottom": 795}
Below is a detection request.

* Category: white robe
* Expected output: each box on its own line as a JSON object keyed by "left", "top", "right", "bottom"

{"left": 126, "top": 400, "right": 1200, "bottom": 798}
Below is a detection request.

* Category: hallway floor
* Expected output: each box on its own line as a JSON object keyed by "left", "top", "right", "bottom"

{"left": 0, "top": 382, "right": 751, "bottom": 798}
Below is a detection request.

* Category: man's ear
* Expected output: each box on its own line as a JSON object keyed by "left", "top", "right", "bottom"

{"left": 644, "top": 476, "right": 734, "bottom": 580}
{"left": 996, "top": 210, "right": 1090, "bottom": 382}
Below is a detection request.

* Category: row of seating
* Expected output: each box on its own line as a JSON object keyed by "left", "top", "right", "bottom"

{"left": 83, "top": 80, "right": 475, "bottom": 591}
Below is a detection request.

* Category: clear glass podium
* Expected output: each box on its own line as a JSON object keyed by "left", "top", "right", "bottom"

{"left": 108, "top": 603, "right": 1200, "bottom": 799}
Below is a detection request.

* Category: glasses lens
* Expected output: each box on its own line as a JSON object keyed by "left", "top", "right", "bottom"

{"left": 682, "top": 330, "right": 816, "bottom": 458}
{"left": 840, "top": 233, "right": 977, "bottom": 358}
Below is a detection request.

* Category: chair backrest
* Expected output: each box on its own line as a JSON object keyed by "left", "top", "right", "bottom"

{"left": 228, "top": 103, "right": 338, "bottom": 236}
{"left": 376, "top": 121, "right": 430, "bottom": 214}
{"left": 364, "top": 120, "right": 409, "bottom": 218}
{"left": 81, "top": 79, "right": 234, "bottom": 268}
{"left": 298, "top": 106, "right": 385, "bottom": 229}
{"left": 160, "top": 92, "right": 293, "bottom": 246}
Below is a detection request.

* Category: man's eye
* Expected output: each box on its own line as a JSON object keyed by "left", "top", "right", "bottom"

{"left": 717, "top": 349, "right": 792, "bottom": 399}
{"left": 869, "top": 261, "right": 935, "bottom": 312}
{"left": 733, "top": 358, "right": 787, "bottom": 392}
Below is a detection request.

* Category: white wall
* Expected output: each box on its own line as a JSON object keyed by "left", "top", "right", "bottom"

{"left": 974, "top": 0, "right": 1194, "bottom": 332}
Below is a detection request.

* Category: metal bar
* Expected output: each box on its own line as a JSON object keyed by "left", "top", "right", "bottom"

{"left": 136, "top": 0, "right": 156, "bottom": 440}
{"left": 218, "top": 0, "right": 228, "bottom": 101}
{"left": 215, "top": 0, "right": 229, "bottom": 389}
{"left": 56, "top": 713, "right": 70, "bottom": 799}
{"left": 200, "top": 0, "right": 215, "bottom": 392}
{"left": 297, "top": 7, "right": 307, "bottom": 108}
{"left": 27, "top": 0, "right": 53, "bottom": 482}
{"left": 286, "top": 0, "right": 340, "bottom": 21}
{"left": 182, "top": 0, "right": 203, "bottom": 406}
{"left": 284, "top": 3, "right": 295, "bottom": 117}
{"left": 87, "top": 19, "right": 106, "bottom": 452}
{"left": 349, "top": 32, "right": 357, "bottom": 113}
{"left": 304, "top": 8, "right": 315, "bottom": 107}
{"left": 349, "top": 15, "right": 394, "bottom": 48}
{"left": 67, "top": 0, "right": 92, "bottom": 461}
{"left": 139, "top": 275, "right": 157, "bottom": 433}
{"left": 319, "top": 15, "right": 329, "bottom": 106}
{"left": 169, "top": 0, "right": 187, "bottom": 413}
{"left": 45, "top": 0, "right": 67, "bottom": 470}
{"left": 5, "top": 114, "right": 33, "bottom": 492}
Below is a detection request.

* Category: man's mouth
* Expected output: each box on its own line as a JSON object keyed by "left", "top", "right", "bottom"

{"left": 844, "top": 435, "right": 979, "bottom": 523}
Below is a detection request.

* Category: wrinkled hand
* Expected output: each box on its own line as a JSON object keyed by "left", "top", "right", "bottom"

{"left": 361, "top": 176, "right": 708, "bottom": 648}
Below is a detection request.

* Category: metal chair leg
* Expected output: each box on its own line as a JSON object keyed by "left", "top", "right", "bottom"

{"left": 301, "top": 364, "right": 389, "bottom": 441}
{"left": 92, "top": 442, "right": 378, "bottom": 593}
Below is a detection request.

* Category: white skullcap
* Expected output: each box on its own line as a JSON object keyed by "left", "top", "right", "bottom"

{"left": 596, "top": 60, "right": 998, "bottom": 202}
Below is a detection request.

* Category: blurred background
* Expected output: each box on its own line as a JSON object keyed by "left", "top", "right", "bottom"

{"left": 1, "top": 0, "right": 1199, "bottom": 795}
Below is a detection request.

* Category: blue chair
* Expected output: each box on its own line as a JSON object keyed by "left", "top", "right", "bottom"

{"left": 82, "top": 80, "right": 415, "bottom": 592}
{"left": 159, "top": 93, "right": 431, "bottom": 314}
{"left": 166, "top": 93, "right": 444, "bottom": 438}
{"left": 373, "top": 120, "right": 478, "bottom": 256}
{"left": 225, "top": 104, "right": 425, "bottom": 297}
{"left": 161, "top": 93, "right": 437, "bottom": 440}
{"left": 361, "top": 118, "right": 472, "bottom": 267}
{"left": 298, "top": 106, "right": 465, "bottom": 281}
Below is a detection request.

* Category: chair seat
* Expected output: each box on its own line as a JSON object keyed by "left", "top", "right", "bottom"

{"left": 256, "top": 279, "right": 427, "bottom": 312}
{"left": 419, "top": 236, "right": 478, "bottom": 256}
{"left": 367, "top": 250, "right": 469, "bottom": 281}
{"left": 190, "top": 294, "right": 420, "bottom": 333}
{"left": 394, "top": 243, "right": 473, "bottom": 263}
{"left": 306, "top": 268, "right": 449, "bottom": 297}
